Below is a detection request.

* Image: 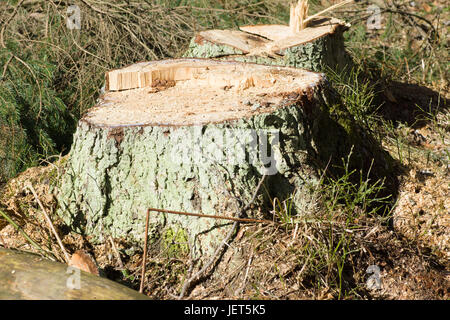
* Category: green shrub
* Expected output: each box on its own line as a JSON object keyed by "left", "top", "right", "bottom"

{"left": 0, "top": 44, "right": 75, "bottom": 181}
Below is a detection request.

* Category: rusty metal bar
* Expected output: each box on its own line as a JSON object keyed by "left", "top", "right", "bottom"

{"left": 148, "top": 207, "right": 274, "bottom": 224}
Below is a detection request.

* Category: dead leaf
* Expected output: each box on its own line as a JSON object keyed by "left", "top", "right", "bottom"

{"left": 69, "top": 250, "right": 100, "bottom": 276}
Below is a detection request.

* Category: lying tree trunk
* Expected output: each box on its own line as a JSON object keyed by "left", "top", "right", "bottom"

{"left": 0, "top": 248, "right": 149, "bottom": 300}
{"left": 55, "top": 59, "right": 356, "bottom": 258}
{"left": 183, "top": 17, "right": 352, "bottom": 72}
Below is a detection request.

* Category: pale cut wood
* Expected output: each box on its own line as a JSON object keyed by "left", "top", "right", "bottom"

{"left": 290, "top": 0, "right": 309, "bottom": 33}
{"left": 289, "top": 0, "right": 354, "bottom": 32}
{"left": 187, "top": 17, "right": 348, "bottom": 60}
{"left": 106, "top": 59, "right": 257, "bottom": 91}
{"left": 240, "top": 17, "right": 346, "bottom": 43}
{"left": 242, "top": 17, "right": 348, "bottom": 56}
{"left": 95, "top": 59, "right": 323, "bottom": 126}
{"left": 303, "top": 0, "right": 354, "bottom": 24}
{"left": 184, "top": 0, "right": 353, "bottom": 73}
{"left": 194, "top": 29, "right": 269, "bottom": 53}
{"left": 106, "top": 61, "right": 206, "bottom": 91}
{"left": 0, "top": 248, "right": 150, "bottom": 300}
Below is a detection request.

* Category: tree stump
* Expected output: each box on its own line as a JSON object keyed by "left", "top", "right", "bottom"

{"left": 184, "top": 17, "right": 352, "bottom": 72}
{"left": 0, "top": 248, "right": 149, "bottom": 300}
{"left": 55, "top": 59, "right": 365, "bottom": 258}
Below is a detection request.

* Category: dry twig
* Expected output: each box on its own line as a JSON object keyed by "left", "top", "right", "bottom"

{"left": 177, "top": 174, "right": 267, "bottom": 299}
{"left": 109, "top": 235, "right": 124, "bottom": 269}
{"left": 0, "top": 207, "right": 55, "bottom": 261}
{"left": 26, "top": 183, "right": 70, "bottom": 263}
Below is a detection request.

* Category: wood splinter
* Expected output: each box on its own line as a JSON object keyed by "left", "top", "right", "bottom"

{"left": 290, "top": 0, "right": 355, "bottom": 33}
{"left": 290, "top": 0, "right": 310, "bottom": 33}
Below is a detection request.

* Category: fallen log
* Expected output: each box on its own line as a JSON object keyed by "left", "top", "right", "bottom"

{"left": 0, "top": 248, "right": 149, "bottom": 300}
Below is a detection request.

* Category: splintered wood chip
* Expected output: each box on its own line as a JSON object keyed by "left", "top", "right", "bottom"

{"left": 85, "top": 59, "right": 323, "bottom": 127}
{"left": 240, "top": 17, "right": 348, "bottom": 52}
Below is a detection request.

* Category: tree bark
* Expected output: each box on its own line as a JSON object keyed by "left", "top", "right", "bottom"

{"left": 0, "top": 248, "right": 149, "bottom": 300}
{"left": 183, "top": 17, "right": 352, "bottom": 72}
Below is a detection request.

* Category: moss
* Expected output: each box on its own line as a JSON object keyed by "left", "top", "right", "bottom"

{"left": 162, "top": 227, "right": 189, "bottom": 258}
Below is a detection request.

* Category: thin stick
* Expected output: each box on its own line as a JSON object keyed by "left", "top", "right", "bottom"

{"left": 1, "top": 54, "right": 13, "bottom": 79}
{"left": 237, "top": 250, "right": 253, "bottom": 295}
{"left": 178, "top": 175, "right": 267, "bottom": 299}
{"left": 109, "top": 235, "right": 124, "bottom": 269}
{"left": 304, "top": 0, "right": 354, "bottom": 24}
{"left": 139, "top": 208, "right": 150, "bottom": 294}
{"left": 0, "top": 0, "right": 25, "bottom": 48}
{"left": 26, "top": 184, "right": 70, "bottom": 263}
{"left": 148, "top": 208, "right": 273, "bottom": 225}
{"left": 0, "top": 234, "right": 6, "bottom": 248}
{"left": 178, "top": 220, "right": 239, "bottom": 299}
{"left": 0, "top": 207, "right": 55, "bottom": 261}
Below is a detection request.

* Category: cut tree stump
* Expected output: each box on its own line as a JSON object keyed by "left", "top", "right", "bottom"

{"left": 55, "top": 59, "right": 387, "bottom": 258}
{"left": 183, "top": 16, "right": 352, "bottom": 72}
{"left": 0, "top": 248, "right": 149, "bottom": 300}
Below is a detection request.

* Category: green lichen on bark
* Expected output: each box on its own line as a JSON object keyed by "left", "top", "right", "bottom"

{"left": 183, "top": 37, "right": 245, "bottom": 59}
{"left": 162, "top": 227, "right": 189, "bottom": 258}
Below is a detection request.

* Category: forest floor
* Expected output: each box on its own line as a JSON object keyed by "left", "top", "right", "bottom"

{"left": 0, "top": 0, "right": 448, "bottom": 299}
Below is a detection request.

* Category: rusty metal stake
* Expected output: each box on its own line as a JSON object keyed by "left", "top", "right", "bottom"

{"left": 139, "top": 208, "right": 150, "bottom": 294}
{"left": 148, "top": 207, "right": 274, "bottom": 224}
